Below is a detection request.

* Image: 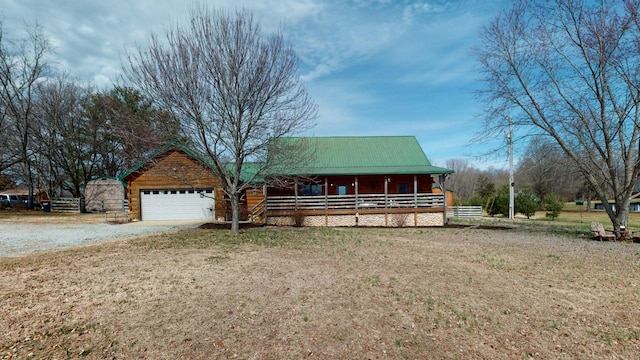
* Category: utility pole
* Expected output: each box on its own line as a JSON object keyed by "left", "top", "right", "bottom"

{"left": 507, "top": 117, "right": 514, "bottom": 221}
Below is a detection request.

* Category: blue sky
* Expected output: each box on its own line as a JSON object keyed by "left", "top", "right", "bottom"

{"left": 2, "top": 0, "right": 510, "bottom": 169}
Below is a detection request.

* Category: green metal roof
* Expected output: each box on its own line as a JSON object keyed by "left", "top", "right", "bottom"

{"left": 272, "top": 136, "right": 453, "bottom": 176}
{"left": 231, "top": 162, "right": 265, "bottom": 183}
{"left": 120, "top": 136, "right": 453, "bottom": 183}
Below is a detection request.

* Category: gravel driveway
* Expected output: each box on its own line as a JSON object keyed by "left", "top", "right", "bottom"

{"left": 0, "top": 221, "right": 202, "bottom": 258}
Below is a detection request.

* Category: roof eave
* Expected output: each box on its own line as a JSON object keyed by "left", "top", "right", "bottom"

{"left": 277, "top": 167, "right": 454, "bottom": 177}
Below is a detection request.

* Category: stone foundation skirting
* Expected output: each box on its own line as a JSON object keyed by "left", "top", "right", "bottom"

{"left": 265, "top": 211, "right": 444, "bottom": 227}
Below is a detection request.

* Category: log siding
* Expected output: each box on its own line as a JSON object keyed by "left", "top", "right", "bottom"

{"left": 124, "top": 150, "right": 224, "bottom": 221}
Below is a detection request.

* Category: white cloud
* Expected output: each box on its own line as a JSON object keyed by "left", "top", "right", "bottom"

{"left": 1, "top": 0, "right": 511, "bottom": 163}
{"left": 402, "top": 1, "right": 441, "bottom": 24}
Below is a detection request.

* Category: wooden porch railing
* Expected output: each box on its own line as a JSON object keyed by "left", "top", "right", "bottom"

{"left": 250, "top": 198, "right": 267, "bottom": 223}
{"left": 266, "top": 193, "right": 444, "bottom": 211}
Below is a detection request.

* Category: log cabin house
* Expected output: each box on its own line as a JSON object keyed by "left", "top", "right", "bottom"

{"left": 120, "top": 136, "right": 454, "bottom": 226}
{"left": 255, "top": 136, "right": 453, "bottom": 227}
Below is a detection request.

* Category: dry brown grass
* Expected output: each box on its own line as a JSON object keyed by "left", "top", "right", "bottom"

{"left": 1, "top": 220, "right": 639, "bottom": 359}
{"left": 0, "top": 210, "right": 107, "bottom": 224}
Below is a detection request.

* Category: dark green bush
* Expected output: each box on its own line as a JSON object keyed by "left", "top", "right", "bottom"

{"left": 543, "top": 193, "right": 564, "bottom": 220}
{"left": 515, "top": 187, "right": 539, "bottom": 219}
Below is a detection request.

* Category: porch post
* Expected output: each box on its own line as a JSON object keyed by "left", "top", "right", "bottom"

{"left": 294, "top": 177, "right": 298, "bottom": 210}
{"left": 413, "top": 175, "right": 418, "bottom": 208}
{"left": 355, "top": 176, "right": 359, "bottom": 209}
{"left": 324, "top": 177, "right": 328, "bottom": 210}
{"left": 263, "top": 183, "right": 268, "bottom": 220}
{"left": 439, "top": 174, "right": 447, "bottom": 224}
{"left": 324, "top": 177, "right": 329, "bottom": 226}
{"left": 384, "top": 175, "right": 389, "bottom": 227}
{"left": 384, "top": 175, "right": 388, "bottom": 208}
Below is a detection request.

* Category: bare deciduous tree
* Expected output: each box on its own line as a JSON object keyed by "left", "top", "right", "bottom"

{"left": 445, "top": 158, "right": 483, "bottom": 203}
{"left": 32, "top": 76, "right": 89, "bottom": 198}
{"left": 0, "top": 19, "right": 52, "bottom": 207}
{"left": 83, "top": 87, "right": 182, "bottom": 177}
{"left": 516, "top": 136, "right": 582, "bottom": 202}
{"left": 475, "top": 0, "right": 640, "bottom": 238}
{"left": 124, "top": 7, "right": 317, "bottom": 234}
{"left": 33, "top": 80, "right": 182, "bottom": 199}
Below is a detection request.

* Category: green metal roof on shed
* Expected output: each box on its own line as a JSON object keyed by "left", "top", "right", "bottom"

{"left": 272, "top": 136, "right": 453, "bottom": 176}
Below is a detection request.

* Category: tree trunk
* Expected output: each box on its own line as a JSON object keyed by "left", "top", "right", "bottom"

{"left": 27, "top": 165, "right": 35, "bottom": 210}
{"left": 613, "top": 211, "right": 626, "bottom": 240}
{"left": 600, "top": 192, "right": 630, "bottom": 241}
{"left": 230, "top": 194, "right": 240, "bottom": 235}
{"left": 613, "top": 197, "right": 631, "bottom": 240}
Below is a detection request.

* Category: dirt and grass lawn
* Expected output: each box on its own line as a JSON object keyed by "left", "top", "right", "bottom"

{"left": 1, "top": 212, "right": 639, "bottom": 359}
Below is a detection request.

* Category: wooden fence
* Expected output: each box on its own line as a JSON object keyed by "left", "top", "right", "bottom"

{"left": 51, "top": 198, "right": 82, "bottom": 212}
{"left": 50, "top": 198, "right": 128, "bottom": 213}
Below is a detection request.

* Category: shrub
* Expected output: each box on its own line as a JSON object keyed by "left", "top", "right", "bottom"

{"left": 543, "top": 193, "right": 564, "bottom": 220}
{"left": 488, "top": 184, "right": 510, "bottom": 217}
{"left": 515, "top": 187, "right": 539, "bottom": 219}
{"left": 290, "top": 209, "right": 306, "bottom": 227}
{"left": 452, "top": 195, "right": 463, "bottom": 206}
{"left": 390, "top": 212, "right": 410, "bottom": 227}
{"left": 464, "top": 194, "right": 485, "bottom": 207}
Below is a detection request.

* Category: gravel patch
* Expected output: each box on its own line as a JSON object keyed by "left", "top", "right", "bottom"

{"left": 0, "top": 222, "right": 198, "bottom": 257}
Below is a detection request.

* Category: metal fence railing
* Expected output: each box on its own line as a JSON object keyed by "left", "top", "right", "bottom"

{"left": 446, "top": 206, "right": 483, "bottom": 218}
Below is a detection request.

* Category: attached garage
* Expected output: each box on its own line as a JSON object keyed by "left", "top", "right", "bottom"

{"left": 140, "top": 189, "right": 214, "bottom": 221}
{"left": 120, "top": 143, "right": 225, "bottom": 222}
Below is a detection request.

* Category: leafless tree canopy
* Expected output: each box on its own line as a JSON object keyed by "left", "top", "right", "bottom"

{"left": 445, "top": 159, "right": 483, "bottom": 202}
{"left": 516, "top": 136, "right": 583, "bottom": 202}
{"left": 0, "top": 20, "right": 197, "bottom": 202}
{"left": 123, "top": 7, "right": 317, "bottom": 233}
{"left": 33, "top": 76, "right": 91, "bottom": 198}
{"left": 475, "top": 0, "right": 640, "bottom": 237}
{"left": 0, "top": 19, "right": 52, "bottom": 206}
{"left": 29, "top": 79, "right": 179, "bottom": 198}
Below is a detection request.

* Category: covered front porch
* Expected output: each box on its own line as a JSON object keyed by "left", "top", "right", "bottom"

{"left": 258, "top": 174, "right": 449, "bottom": 227}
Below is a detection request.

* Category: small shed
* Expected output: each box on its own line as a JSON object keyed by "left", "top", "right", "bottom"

{"left": 431, "top": 185, "right": 454, "bottom": 207}
{"left": 85, "top": 177, "right": 126, "bottom": 212}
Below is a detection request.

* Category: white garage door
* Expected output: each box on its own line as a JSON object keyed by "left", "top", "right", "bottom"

{"left": 140, "top": 189, "right": 214, "bottom": 221}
